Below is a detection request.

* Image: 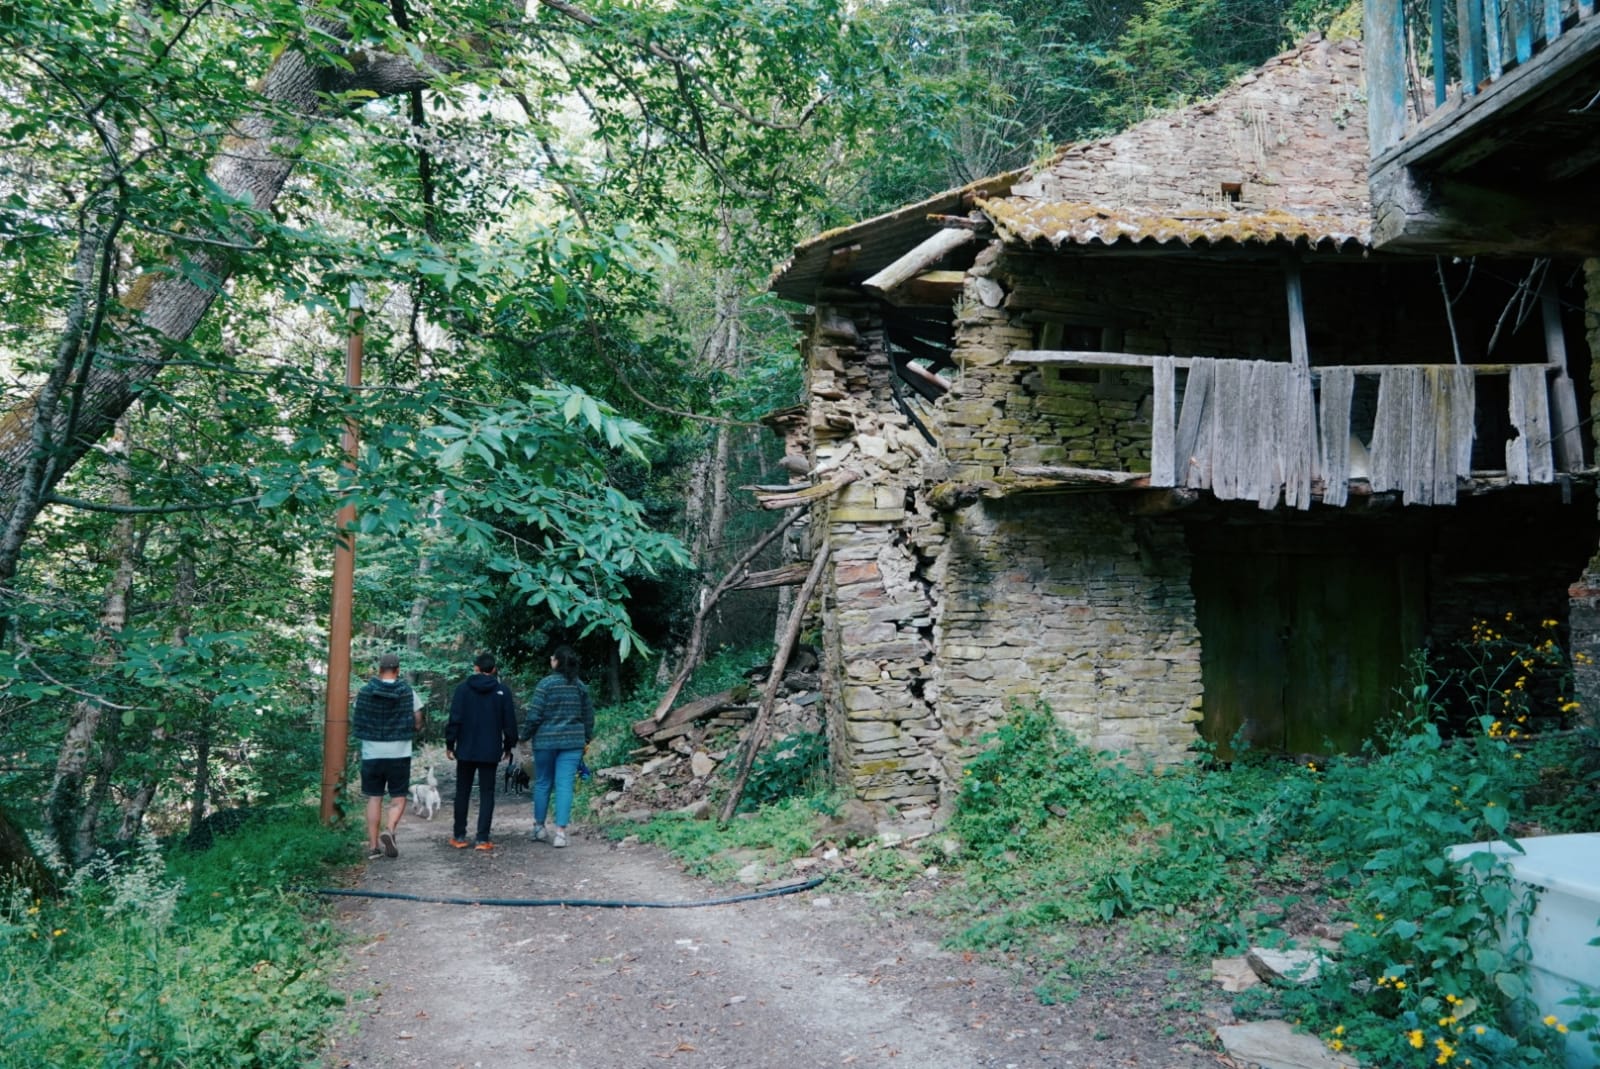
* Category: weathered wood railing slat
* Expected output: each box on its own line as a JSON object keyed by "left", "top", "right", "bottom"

{"left": 1007, "top": 351, "right": 1578, "bottom": 510}
{"left": 1369, "top": 0, "right": 1596, "bottom": 155}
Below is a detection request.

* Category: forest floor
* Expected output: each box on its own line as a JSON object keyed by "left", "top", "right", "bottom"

{"left": 319, "top": 800, "right": 1235, "bottom": 1069}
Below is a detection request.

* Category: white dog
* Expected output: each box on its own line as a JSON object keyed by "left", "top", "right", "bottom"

{"left": 409, "top": 765, "right": 441, "bottom": 820}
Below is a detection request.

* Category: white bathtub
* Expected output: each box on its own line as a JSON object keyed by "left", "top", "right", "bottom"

{"left": 1448, "top": 833, "right": 1600, "bottom": 1068}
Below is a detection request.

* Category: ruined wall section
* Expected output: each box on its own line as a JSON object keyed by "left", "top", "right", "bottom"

{"left": 803, "top": 302, "right": 950, "bottom": 834}
{"left": 1569, "top": 259, "right": 1600, "bottom": 729}
{"left": 934, "top": 496, "right": 1203, "bottom": 764}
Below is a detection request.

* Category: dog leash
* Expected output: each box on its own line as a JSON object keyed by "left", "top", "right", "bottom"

{"left": 311, "top": 875, "right": 826, "bottom": 909}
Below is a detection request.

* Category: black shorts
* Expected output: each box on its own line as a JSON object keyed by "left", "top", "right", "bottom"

{"left": 360, "top": 757, "right": 412, "bottom": 799}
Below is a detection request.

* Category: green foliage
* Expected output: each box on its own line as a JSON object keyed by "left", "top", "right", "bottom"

{"left": 629, "top": 796, "right": 824, "bottom": 880}
{"left": 739, "top": 730, "right": 828, "bottom": 813}
{"left": 0, "top": 809, "right": 349, "bottom": 1068}
{"left": 945, "top": 640, "right": 1600, "bottom": 1069}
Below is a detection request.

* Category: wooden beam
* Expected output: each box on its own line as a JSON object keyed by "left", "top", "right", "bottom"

{"left": 755, "top": 470, "right": 859, "bottom": 510}
{"left": 1010, "top": 350, "right": 1195, "bottom": 369}
{"left": 1283, "top": 255, "right": 1310, "bottom": 371}
{"left": 898, "top": 269, "right": 965, "bottom": 306}
{"left": 729, "top": 561, "right": 813, "bottom": 591}
{"left": 1542, "top": 287, "right": 1585, "bottom": 472}
{"left": 861, "top": 228, "right": 979, "bottom": 301}
{"left": 1010, "top": 466, "right": 1148, "bottom": 486}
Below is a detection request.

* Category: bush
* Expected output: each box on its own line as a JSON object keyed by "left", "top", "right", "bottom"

{"left": 630, "top": 794, "right": 825, "bottom": 880}
{"left": 0, "top": 807, "right": 350, "bottom": 1068}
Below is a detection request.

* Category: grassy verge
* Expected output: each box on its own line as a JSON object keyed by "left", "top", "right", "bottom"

{"left": 0, "top": 806, "right": 352, "bottom": 1068}
{"left": 936, "top": 695, "right": 1600, "bottom": 1068}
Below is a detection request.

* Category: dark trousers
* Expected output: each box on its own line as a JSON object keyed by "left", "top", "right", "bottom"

{"left": 452, "top": 760, "right": 499, "bottom": 841}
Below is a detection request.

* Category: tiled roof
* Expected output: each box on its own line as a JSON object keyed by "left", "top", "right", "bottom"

{"left": 979, "top": 198, "right": 1370, "bottom": 251}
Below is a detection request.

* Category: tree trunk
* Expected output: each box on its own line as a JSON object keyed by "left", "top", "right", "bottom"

{"left": 190, "top": 732, "right": 211, "bottom": 833}
{"left": 0, "top": 802, "right": 57, "bottom": 900}
{"left": 42, "top": 413, "right": 137, "bottom": 863}
{"left": 116, "top": 550, "right": 192, "bottom": 842}
{"left": 0, "top": 24, "right": 440, "bottom": 603}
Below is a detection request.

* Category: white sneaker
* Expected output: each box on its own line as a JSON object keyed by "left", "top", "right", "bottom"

{"left": 530, "top": 825, "right": 547, "bottom": 842}
{"left": 552, "top": 828, "right": 567, "bottom": 848}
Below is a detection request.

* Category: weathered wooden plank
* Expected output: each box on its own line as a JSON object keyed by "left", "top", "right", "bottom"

{"left": 1285, "top": 366, "right": 1317, "bottom": 510}
{"left": 1544, "top": 0, "right": 1564, "bottom": 45}
{"left": 1512, "top": 0, "right": 1534, "bottom": 63}
{"left": 1409, "top": 367, "right": 1438, "bottom": 505}
{"left": 1213, "top": 360, "right": 1242, "bottom": 500}
{"left": 1507, "top": 364, "right": 1555, "bottom": 483}
{"left": 1314, "top": 362, "right": 1554, "bottom": 376}
{"left": 1318, "top": 368, "right": 1355, "bottom": 507}
{"left": 1432, "top": 0, "right": 1450, "bottom": 107}
{"left": 1365, "top": 0, "right": 1411, "bottom": 154}
{"left": 1151, "top": 357, "right": 1177, "bottom": 488}
{"left": 1283, "top": 257, "right": 1310, "bottom": 370}
{"left": 1007, "top": 350, "right": 1195, "bottom": 369}
{"left": 1429, "top": 368, "right": 1458, "bottom": 505}
{"left": 861, "top": 228, "right": 978, "bottom": 300}
{"left": 1009, "top": 466, "right": 1147, "bottom": 486}
{"left": 1450, "top": 366, "right": 1477, "bottom": 476}
{"left": 1542, "top": 289, "right": 1585, "bottom": 471}
{"left": 1459, "top": 0, "right": 1485, "bottom": 96}
{"left": 1250, "top": 362, "right": 1280, "bottom": 510}
{"left": 730, "top": 562, "right": 814, "bottom": 591}
{"left": 1177, "top": 359, "right": 1215, "bottom": 491}
{"left": 1583, "top": 1, "right": 1596, "bottom": 20}
{"left": 1486, "top": 0, "right": 1506, "bottom": 79}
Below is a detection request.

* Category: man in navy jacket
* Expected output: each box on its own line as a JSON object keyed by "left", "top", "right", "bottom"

{"left": 445, "top": 652, "right": 517, "bottom": 849}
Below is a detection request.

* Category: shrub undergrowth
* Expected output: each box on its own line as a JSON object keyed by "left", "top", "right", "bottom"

{"left": 945, "top": 615, "right": 1600, "bottom": 1069}
{"left": 0, "top": 806, "right": 350, "bottom": 1069}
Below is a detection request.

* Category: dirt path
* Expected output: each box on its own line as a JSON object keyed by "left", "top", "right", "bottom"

{"left": 322, "top": 801, "right": 1226, "bottom": 1069}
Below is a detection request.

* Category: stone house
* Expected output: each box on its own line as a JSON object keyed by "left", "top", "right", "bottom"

{"left": 768, "top": 33, "right": 1599, "bottom": 828}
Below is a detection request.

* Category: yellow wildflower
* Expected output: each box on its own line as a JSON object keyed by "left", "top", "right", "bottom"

{"left": 1409, "top": 1029, "right": 1425, "bottom": 1049}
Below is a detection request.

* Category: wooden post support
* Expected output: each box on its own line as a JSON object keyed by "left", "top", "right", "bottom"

{"left": 320, "top": 284, "right": 364, "bottom": 825}
{"left": 718, "top": 541, "right": 832, "bottom": 823}
{"left": 1283, "top": 254, "right": 1310, "bottom": 371}
{"left": 1542, "top": 287, "right": 1585, "bottom": 472}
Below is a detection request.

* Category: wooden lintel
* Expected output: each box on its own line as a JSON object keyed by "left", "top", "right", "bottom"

{"left": 862, "top": 228, "right": 979, "bottom": 301}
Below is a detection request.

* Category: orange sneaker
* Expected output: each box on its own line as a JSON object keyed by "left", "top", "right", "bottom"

{"left": 448, "top": 838, "right": 470, "bottom": 849}
{"left": 473, "top": 840, "right": 495, "bottom": 851}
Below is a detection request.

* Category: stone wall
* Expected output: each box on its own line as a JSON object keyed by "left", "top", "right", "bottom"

{"left": 934, "top": 495, "right": 1203, "bottom": 767}
{"left": 1568, "top": 258, "right": 1600, "bottom": 729}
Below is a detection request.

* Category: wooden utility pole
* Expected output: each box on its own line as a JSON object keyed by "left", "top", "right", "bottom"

{"left": 319, "top": 284, "right": 364, "bottom": 823}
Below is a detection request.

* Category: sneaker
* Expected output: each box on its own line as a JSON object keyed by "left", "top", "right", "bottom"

{"left": 367, "top": 847, "right": 384, "bottom": 861}
{"left": 448, "top": 838, "right": 471, "bottom": 849}
{"left": 530, "top": 825, "right": 547, "bottom": 842}
{"left": 552, "top": 828, "right": 567, "bottom": 848}
{"left": 379, "top": 830, "right": 398, "bottom": 858}
{"left": 474, "top": 840, "right": 495, "bottom": 851}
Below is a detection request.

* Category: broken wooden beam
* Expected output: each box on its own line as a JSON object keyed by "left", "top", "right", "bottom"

{"left": 730, "top": 561, "right": 813, "bottom": 590}
{"left": 755, "top": 470, "right": 859, "bottom": 510}
{"left": 1010, "top": 466, "right": 1150, "bottom": 486}
{"left": 862, "top": 228, "right": 979, "bottom": 301}
{"left": 635, "top": 688, "right": 739, "bottom": 739}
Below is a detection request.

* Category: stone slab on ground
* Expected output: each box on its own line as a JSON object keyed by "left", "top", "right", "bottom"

{"left": 1247, "top": 946, "right": 1327, "bottom": 984}
{"left": 1215, "top": 1021, "right": 1358, "bottom": 1069}
{"left": 1210, "top": 956, "right": 1261, "bottom": 992}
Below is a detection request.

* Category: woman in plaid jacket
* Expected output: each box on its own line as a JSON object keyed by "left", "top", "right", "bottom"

{"left": 518, "top": 645, "right": 594, "bottom": 848}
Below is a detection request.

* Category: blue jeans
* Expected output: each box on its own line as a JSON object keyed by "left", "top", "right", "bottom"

{"left": 532, "top": 748, "right": 582, "bottom": 827}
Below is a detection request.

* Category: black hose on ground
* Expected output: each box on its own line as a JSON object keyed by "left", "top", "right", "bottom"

{"left": 312, "top": 875, "right": 826, "bottom": 909}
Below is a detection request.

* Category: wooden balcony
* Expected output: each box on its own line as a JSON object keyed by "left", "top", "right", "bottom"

{"left": 1006, "top": 352, "right": 1587, "bottom": 509}
{"left": 1366, "top": 0, "right": 1600, "bottom": 255}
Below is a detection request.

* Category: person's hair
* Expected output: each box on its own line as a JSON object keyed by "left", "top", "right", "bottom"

{"left": 474, "top": 651, "right": 497, "bottom": 673}
{"left": 551, "top": 645, "right": 580, "bottom": 683}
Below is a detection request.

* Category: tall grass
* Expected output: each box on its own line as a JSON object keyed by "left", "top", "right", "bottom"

{"left": 0, "top": 806, "right": 351, "bottom": 1069}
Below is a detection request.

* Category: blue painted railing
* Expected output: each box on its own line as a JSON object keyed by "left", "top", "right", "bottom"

{"left": 1367, "top": 0, "right": 1597, "bottom": 156}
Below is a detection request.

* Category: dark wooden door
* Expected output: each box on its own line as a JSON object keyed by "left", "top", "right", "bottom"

{"left": 1192, "top": 551, "right": 1425, "bottom": 758}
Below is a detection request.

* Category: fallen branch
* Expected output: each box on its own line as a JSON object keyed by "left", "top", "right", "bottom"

{"left": 651, "top": 508, "right": 806, "bottom": 722}
{"left": 718, "top": 540, "right": 831, "bottom": 823}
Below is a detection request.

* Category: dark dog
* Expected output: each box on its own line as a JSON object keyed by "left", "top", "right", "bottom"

{"left": 503, "top": 754, "right": 530, "bottom": 794}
